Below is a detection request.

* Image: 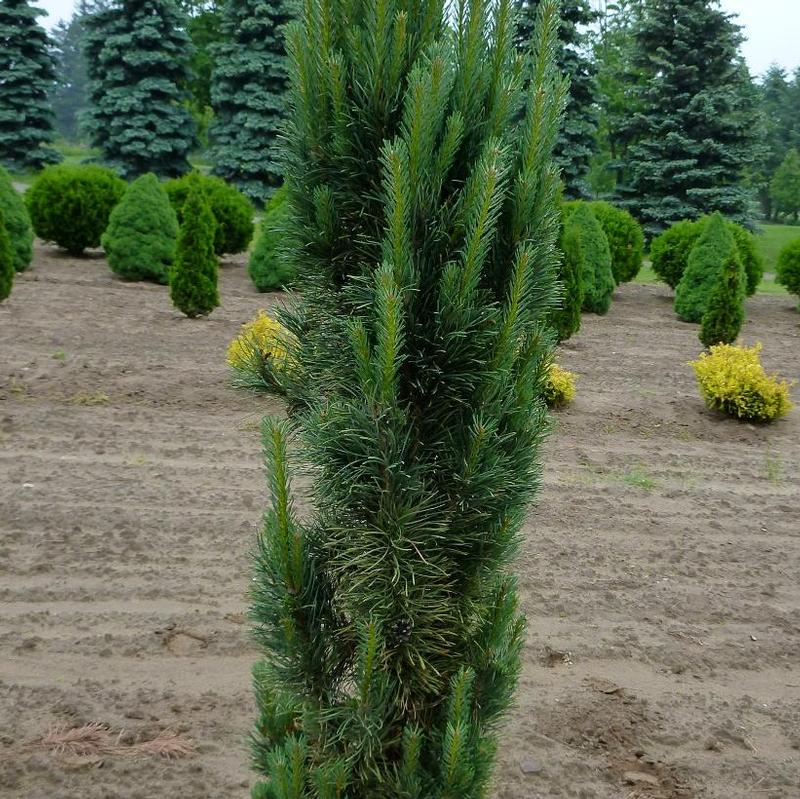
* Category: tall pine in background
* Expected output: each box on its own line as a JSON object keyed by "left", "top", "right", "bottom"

{"left": 0, "top": 0, "right": 59, "bottom": 169}
{"left": 84, "top": 0, "right": 196, "bottom": 178}
{"left": 209, "top": 0, "right": 295, "bottom": 205}
{"left": 618, "top": 0, "right": 756, "bottom": 235}
{"left": 248, "top": 0, "right": 566, "bottom": 795}
{"left": 516, "top": 0, "right": 598, "bottom": 198}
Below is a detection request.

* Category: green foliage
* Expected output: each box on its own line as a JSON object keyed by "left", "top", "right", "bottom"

{"left": 209, "top": 0, "right": 296, "bottom": 205}
{"left": 650, "top": 219, "right": 702, "bottom": 290}
{"left": 730, "top": 223, "right": 763, "bottom": 297}
{"left": 83, "top": 0, "right": 196, "bottom": 178}
{"left": 249, "top": 1, "right": 566, "bottom": 796}
{"left": 26, "top": 164, "right": 126, "bottom": 256}
{"left": 165, "top": 173, "right": 253, "bottom": 255}
{"left": 770, "top": 149, "right": 800, "bottom": 222}
{"left": 700, "top": 243, "right": 745, "bottom": 347}
{"left": 50, "top": 6, "right": 90, "bottom": 142}
{"left": 776, "top": 238, "right": 800, "bottom": 307}
{"left": 0, "top": 0, "right": 60, "bottom": 169}
{"left": 550, "top": 213, "right": 584, "bottom": 341}
{"left": 652, "top": 216, "right": 763, "bottom": 295}
{"left": 0, "top": 166, "right": 34, "bottom": 272}
{"left": 567, "top": 203, "right": 614, "bottom": 314}
{"left": 0, "top": 210, "right": 14, "bottom": 302}
{"left": 675, "top": 212, "right": 745, "bottom": 324}
{"left": 248, "top": 186, "right": 295, "bottom": 292}
{"left": 169, "top": 175, "right": 219, "bottom": 317}
{"left": 102, "top": 173, "right": 178, "bottom": 283}
{"left": 618, "top": 0, "right": 756, "bottom": 234}
{"left": 516, "top": 0, "right": 598, "bottom": 199}
{"left": 590, "top": 200, "right": 643, "bottom": 284}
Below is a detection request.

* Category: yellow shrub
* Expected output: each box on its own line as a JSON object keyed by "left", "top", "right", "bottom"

{"left": 544, "top": 363, "right": 577, "bottom": 408}
{"left": 227, "top": 311, "right": 297, "bottom": 389}
{"left": 689, "top": 342, "right": 794, "bottom": 423}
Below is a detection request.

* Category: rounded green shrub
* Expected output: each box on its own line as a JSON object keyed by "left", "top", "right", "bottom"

{"left": 248, "top": 186, "right": 296, "bottom": 292}
{"left": 650, "top": 219, "right": 703, "bottom": 290}
{"left": 549, "top": 214, "right": 584, "bottom": 341}
{"left": 0, "top": 210, "right": 14, "bottom": 302}
{"left": 700, "top": 244, "right": 745, "bottom": 347}
{"left": 25, "top": 164, "right": 126, "bottom": 256}
{"left": 165, "top": 173, "right": 253, "bottom": 256}
{"left": 169, "top": 175, "right": 219, "bottom": 317}
{"left": 568, "top": 202, "right": 614, "bottom": 315}
{"left": 101, "top": 173, "right": 178, "bottom": 284}
{"left": 776, "top": 237, "right": 800, "bottom": 308}
{"left": 590, "top": 201, "right": 644, "bottom": 284}
{"left": 675, "top": 213, "right": 745, "bottom": 324}
{"left": 0, "top": 166, "right": 33, "bottom": 272}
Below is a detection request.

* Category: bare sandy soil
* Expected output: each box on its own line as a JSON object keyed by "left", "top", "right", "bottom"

{"left": 1, "top": 244, "right": 798, "bottom": 799}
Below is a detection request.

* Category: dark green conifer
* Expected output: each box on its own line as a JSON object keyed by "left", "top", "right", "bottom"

{"left": 0, "top": 210, "right": 14, "bottom": 302}
{"left": 776, "top": 238, "right": 800, "bottom": 310}
{"left": 516, "top": 0, "right": 598, "bottom": 198}
{"left": 567, "top": 203, "right": 614, "bottom": 314}
{"left": 248, "top": 1, "right": 566, "bottom": 795}
{"left": 0, "top": 0, "right": 60, "bottom": 168}
{"left": 102, "top": 173, "right": 179, "bottom": 283}
{"left": 675, "top": 212, "right": 744, "bottom": 323}
{"left": 0, "top": 166, "right": 34, "bottom": 272}
{"left": 83, "top": 0, "right": 196, "bottom": 178}
{"left": 248, "top": 186, "right": 295, "bottom": 291}
{"left": 618, "top": 0, "right": 756, "bottom": 234}
{"left": 550, "top": 215, "right": 584, "bottom": 341}
{"left": 169, "top": 176, "right": 219, "bottom": 317}
{"left": 700, "top": 244, "right": 745, "bottom": 347}
{"left": 590, "top": 201, "right": 644, "bottom": 284}
{"left": 209, "top": 0, "right": 296, "bottom": 205}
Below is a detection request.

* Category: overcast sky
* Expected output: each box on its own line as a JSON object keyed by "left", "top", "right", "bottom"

{"left": 35, "top": 0, "right": 800, "bottom": 79}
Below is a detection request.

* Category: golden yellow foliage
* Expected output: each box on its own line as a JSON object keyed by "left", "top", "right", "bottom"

{"left": 543, "top": 363, "right": 577, "bottom": 408}
{"left": 689, "top": 342, "right": 794, "bottom": 423}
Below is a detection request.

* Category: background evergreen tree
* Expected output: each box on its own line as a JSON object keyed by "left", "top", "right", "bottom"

{"left": 516, "top": 0, "right": 599, "bottom": 199}
{"left": 84, "top": 0, "right": 196, "bottom": 178}
{"left": 169, "top": 176, "right": 219, "bottom": 316}
{"left": 0, "top": 0, "right": 60, "bottom": 169}
{"left": 618, "top": 0, "right": 756, "bottom": 235}
{"left": 0, "top": 210, "right": 14, "bottom": 303}
{"left": 249, "top": 1, "right": 566, "bottom": 795}
{"left": 209, "top": 0, "right": 296, "bottom": 205}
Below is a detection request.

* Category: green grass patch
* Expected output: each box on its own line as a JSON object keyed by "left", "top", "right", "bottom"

{"left": 755, "top": 223, "right": 800, "bottom": 273}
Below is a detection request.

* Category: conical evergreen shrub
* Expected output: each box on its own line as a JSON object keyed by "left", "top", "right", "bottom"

{"left": 568, "top": 203, "right": 614, "bottom": 314}
{"left": 102, "top": 174, "right": 178, "bottom": 284}
{"left": 248, "top": 1, "right": 566, "bottom": 796}
{"left": 776, "top": 237, "right": 800, "bottom": 309}
{"left": 248, "top": 186, "right": 295, "bottom": 292}
{"left": 550, "top": 213, "right": 584, "bottom": 341}
{"left": 0, "top": 166, "right": 34, "bottom": 272}
{"left": 700, "top": 244, "right": 745, "bottom": 347}
{"left": 730, "top": 223, "right": 763, "bottom": 297}
{"left": 169, "top": 176, "right": 219, "bottom": 317}
{"left": 650, "top": 219, "right": 703, "bottom": 290}
{"left": 675, "top": 212, "right": 743, "bottom": 323}
{"left": 0, "top": 210, "right": 14, "bottom": 302}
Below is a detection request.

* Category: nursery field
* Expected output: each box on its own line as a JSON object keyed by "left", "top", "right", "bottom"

{"left": 1, "top": 245, "right": 799, "bottom": 799}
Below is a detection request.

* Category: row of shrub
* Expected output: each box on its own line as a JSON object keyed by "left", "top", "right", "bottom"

{"left": 20, "top": 164, "right": 253, "bottom": 260}
{"left": 550, "top": 200, "right": 645, "bottom": 341}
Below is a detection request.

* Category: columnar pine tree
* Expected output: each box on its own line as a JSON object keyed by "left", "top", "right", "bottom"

{"left": 516, "top": 0, "right": 598, "bottom": 198}
{"left": 700, "top": 244, "right": 745, "bottom": 348}
{"left": 618, "top": 0, "right": 756, "bottom": 235}
{"left": 84, "top": 0, "right": 196, "bottom": 178}
{"left": 0, "top": 0, "right": 60, "bottom": 168}
{"left": 209, "top": 0, "right": 296, "bottom": 204}
{"left": 249, "top": 1, "right": 566, "bottom": 796}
